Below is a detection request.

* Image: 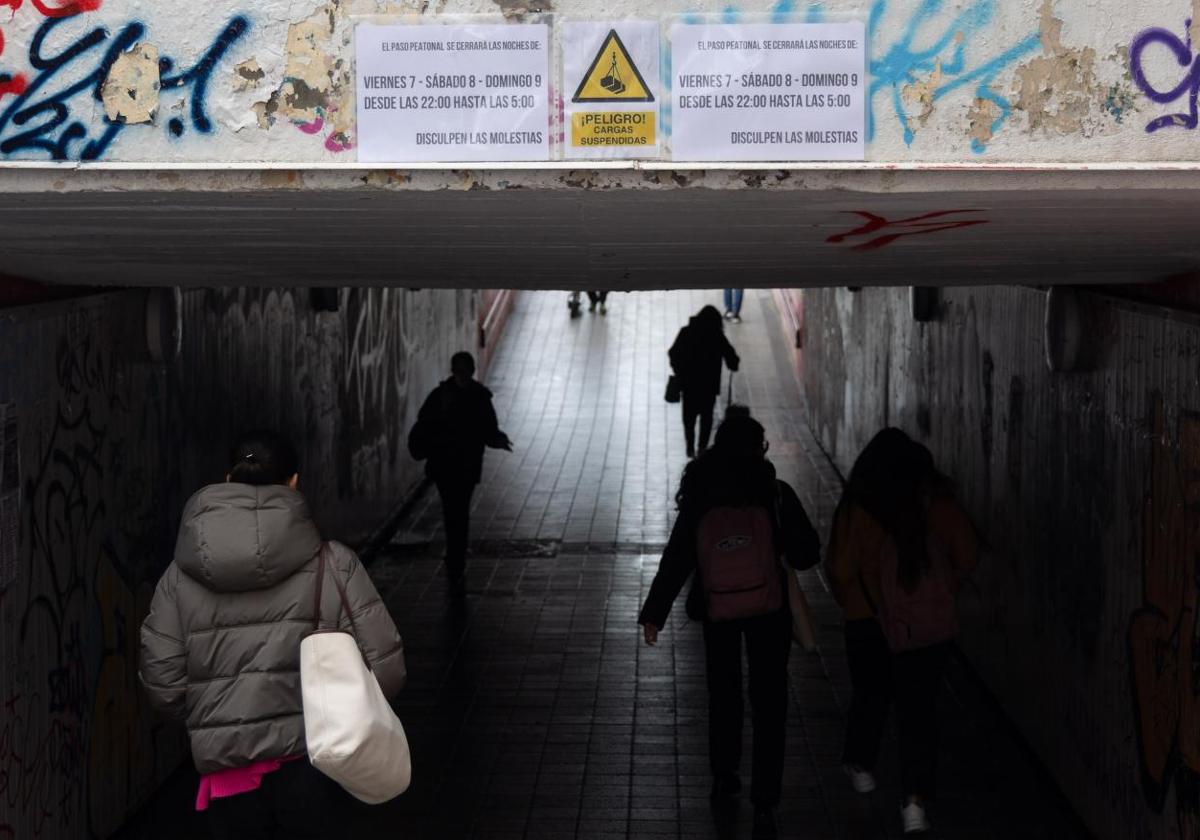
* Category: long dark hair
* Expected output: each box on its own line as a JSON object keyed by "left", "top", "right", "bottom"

{"left": 837, "top": 428, "right": 949, "bottom": 592}
{"left": 228, "top": 430, "right": 299, "bottom": 486}
{"left": 676, "top": 411, "right": 774, "bottom": 513}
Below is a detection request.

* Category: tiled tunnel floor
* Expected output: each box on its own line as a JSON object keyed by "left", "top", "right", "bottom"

{"left": 117, "top": 291, "right": 1090, "bottom": 840}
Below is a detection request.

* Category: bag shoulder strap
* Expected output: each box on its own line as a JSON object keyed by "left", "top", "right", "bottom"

{"left": 311, "top": 542, "right": 361, "bottom": 640}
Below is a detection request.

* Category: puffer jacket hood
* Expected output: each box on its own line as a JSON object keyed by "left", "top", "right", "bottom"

{"left": 174, "top": 483, "right": 321, "bottom": 593}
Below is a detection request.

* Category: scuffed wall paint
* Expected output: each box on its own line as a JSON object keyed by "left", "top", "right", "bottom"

{"left": 0, "top": 286, "right": 484, "bottom": 840}
{"left": 101, "top": 43, "right": 160, "bottom": 125}
{"left": 799, "top": 284, "right": 1200, "bottom": 840}
{"left": 0, "top": 0, "right": 1197, "bottom": 163}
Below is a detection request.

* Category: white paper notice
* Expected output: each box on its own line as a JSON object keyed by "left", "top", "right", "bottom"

{"left": 669, "top": 22, "right": 866, "bottom": 161}
{"left": 356, "top": 23, "right": 550, "bottom": 162}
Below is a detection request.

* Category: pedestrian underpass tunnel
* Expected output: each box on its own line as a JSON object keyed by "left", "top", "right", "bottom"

{"left": 6, "top": 0, "right": 1200, "bottom": 836}
{"left": 1, "top": 279, "right": 1196, "bottom": 840}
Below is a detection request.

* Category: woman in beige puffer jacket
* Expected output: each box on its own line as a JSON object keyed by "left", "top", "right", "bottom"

{"left": 139, "top": 431, "right": 406, "bottom": 838}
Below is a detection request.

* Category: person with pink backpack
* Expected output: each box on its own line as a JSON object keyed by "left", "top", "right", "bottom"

{"left": 638, "top": 411, "right": 820, "bottom": 838}
{"left": 825, "top": 429, "right": 978, "bottom": 836}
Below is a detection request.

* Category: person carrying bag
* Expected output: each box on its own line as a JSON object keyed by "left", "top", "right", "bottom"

{"left": 302, "top": 545, "right": 412, "bottom": 804}
{"left": 140, "top": 431, "right": 408, "bottom": 839}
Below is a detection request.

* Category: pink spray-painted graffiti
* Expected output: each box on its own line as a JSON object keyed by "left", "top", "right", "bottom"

{"left": 826, "top": 209, "right": 990, "bottom": 251}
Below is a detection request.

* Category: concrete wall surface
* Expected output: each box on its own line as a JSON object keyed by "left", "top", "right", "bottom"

{"left": 800, "top": 284, "right": 1200, "bottom": 840}
{"left": 0, "top": 0, "right": 1196, "bottom": 165}
{"left": 0, "top": 286, "right": 480, "bottom": 840}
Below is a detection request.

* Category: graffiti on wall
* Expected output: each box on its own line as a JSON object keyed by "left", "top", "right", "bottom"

{"left": 0, "top": 313, "right": 182, "bottom": 839}
{"left": 1130, "top": 20, "right": 1200, "bottom": 133}
{"left": 826, "top": 209, "right": 989, "bottom": 250}
{"left": 867, "top": 0, "right": 1040, "bottom": 152}
{"left": 0, "top": 4, "right": 248, "bottom": 159}
{"left": 1130, "top": 395, "right": 1200, "bottom": 837}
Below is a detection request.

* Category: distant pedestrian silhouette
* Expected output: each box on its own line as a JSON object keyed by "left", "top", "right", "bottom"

{"left": 824, "top": 428, "right": 978, "bottom": 836}
{"left": 639, "top": 411, "right": 820, "bottom": 837}
{"left": 587, "top": 290, "right": 609, "bottom": 314}
{"left": 669, "top": 305, "right": 740, "bottom": 458}
{"left": 408, "top": 352, "right": 512, "bottom": 594}
{"left": 723, "top": 288, "right": 744, "bottom": 322}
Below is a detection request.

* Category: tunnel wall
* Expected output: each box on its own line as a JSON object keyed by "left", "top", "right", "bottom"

{"left": 0, "top": 286, "right": 481, "bottom": 839}
{"left": 799, "top": 284, "right": 1200, "bottom": 840}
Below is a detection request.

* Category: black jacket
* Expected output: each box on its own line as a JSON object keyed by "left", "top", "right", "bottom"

{"left": 409, "top": 378, "right": 509, "bottom": 485}
{"left": 638, "top": 474, "right": 820, "bottom": 628}
{"left": 669, "top": 318, "right": 740, "bottom": 397}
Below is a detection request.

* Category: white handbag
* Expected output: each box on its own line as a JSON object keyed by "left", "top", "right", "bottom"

{"left": 301, "top": 545, "right": 412, "bottom": 804}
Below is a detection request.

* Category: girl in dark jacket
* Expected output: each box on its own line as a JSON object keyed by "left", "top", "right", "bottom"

{"left": 140, "top": 431, "right": 406, "bottom": 839}
{"left": 638, "top": 412, "right": 820, "bottom": 835}
{"left": 669, "top": 305, "right": 740, "bottom": 457}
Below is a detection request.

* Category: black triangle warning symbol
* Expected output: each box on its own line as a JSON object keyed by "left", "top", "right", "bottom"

{"left": 571, "top": 29, "right": 654, "bottom": 103}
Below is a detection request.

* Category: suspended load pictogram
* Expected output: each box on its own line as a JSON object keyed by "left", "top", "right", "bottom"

{"left": 572, "top": 29, "right": 654, "bottom": 103}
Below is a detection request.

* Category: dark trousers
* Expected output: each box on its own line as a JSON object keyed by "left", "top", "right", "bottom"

{"left": 436, "top": 477, "right": 475, "bottom": 577}
{"left": 587, "top": 291, "right": 608, "bottom": 305}
{"left": 207, "top": 759, "right": 341, "bottom": 840}
{"left": 682, "top": 391, "right": 717, "bottom": 455}
{"left": 842, "top": 618, "right": 950, "bottom": 799}
{"left": 703, "top": 609, "right": 792, "bottom": 806}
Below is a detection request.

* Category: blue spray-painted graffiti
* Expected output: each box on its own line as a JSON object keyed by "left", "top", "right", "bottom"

{"left": 1130, "top": 20, "right": 1200, "bottom": 132}
{"left": 867, "top": 0, "right": 1040, "bottom": 152}
{"left": 0, "top": 15, "right": 248, "bottom": 160}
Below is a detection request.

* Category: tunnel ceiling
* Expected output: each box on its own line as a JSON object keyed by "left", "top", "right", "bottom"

{"left": 0, "top": 176, "right": 1196, "bottom": 289}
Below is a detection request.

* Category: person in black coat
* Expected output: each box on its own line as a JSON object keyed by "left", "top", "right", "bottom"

{"left": 409, "top": 352, "right": 511, "bottom": 592}
{"left": 638, "top": 411, "right": 820, "bottom": 834}
{"left": 669, "top": 305, "right": 740, "bottom": 457}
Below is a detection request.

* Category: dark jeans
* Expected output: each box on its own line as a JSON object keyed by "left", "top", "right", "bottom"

{"left": 436, "top": 477, "right": 475, "bottom": 577}
{"left": 682, "top": 390, "right": 717, "bottom": 455}
{"left": 207, "top": 759, "right": 341, "bottom": 840}
{"left": 842, "top": 618, "right": 950, "bottom": 799}
{"left": 587, "top": 291, "right": 608, "bottom": 305}
{"left": 703, "top": 609, "right": 792, "bottom": 806}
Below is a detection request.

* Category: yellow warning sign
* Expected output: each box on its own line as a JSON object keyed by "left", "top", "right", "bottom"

{"left": 571, "top": 29, "right": 655, "bottom": 103}
{"left": 572, "top": 111, "right": 656, "bottom": 147}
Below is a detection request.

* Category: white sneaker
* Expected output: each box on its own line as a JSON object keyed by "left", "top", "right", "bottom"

{"left": 843, "top": 764, "right": 876, "bottom": 794}
{"left": 901, "top": 801, "right": 930, "bottom": 834}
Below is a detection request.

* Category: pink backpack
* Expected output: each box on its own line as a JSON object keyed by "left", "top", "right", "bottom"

{"left": 876, "top": 537, "right": 958, "bottom": 652}
{"left": 696, "top": 505, "right": 783, "bottom": 622}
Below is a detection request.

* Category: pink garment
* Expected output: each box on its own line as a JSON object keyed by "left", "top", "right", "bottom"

{"left": 195, "top": 755, "right": 303, "bottom": 811}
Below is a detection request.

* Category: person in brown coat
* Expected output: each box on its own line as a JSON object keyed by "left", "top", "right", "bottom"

{"left": 140, "top": 430, "right": 406, "bottom": 839}
{"left": 825, "top": 429, "right": 977, "bottom": 836}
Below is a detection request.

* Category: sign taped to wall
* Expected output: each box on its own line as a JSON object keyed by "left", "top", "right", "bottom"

{"left": 563, "top": 21, "right": 660, "bottom": 159}
{"left": 356, "top": 23, "right": 551, "bottom": 162}
{"left": 669, "top": 21, "right": 865, "bottom": 161}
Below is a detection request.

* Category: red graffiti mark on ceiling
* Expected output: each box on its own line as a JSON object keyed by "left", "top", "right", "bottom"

{"left": 826, "top": 209, "right": 990, "bottom": 251}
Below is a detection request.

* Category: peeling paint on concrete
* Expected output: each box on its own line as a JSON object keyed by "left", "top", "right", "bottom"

{"left": 902, "top": 60, "right": 946, "bottom": 132}
{"left": 234, "top": 59, "right": 266, "bottom": 92}
{"left": 968, "top": 97, "right": 1002, "bottom": 147}
{"left": 491, "top": 0, "right": 553, "bottom": 19}
{"left": 1012, "top": 0, "right": 1101, "bottom": 136}
{"left": 101, "top": 43, "right": 161, "bottom": 125}
{"left": 254, "top": 2, "right": 354, "bottom": 152}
